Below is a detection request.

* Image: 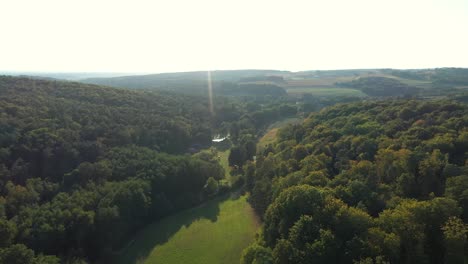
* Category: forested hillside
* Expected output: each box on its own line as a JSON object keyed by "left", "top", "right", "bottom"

{"left": 336, "top": 77, "right": 420, "bottom": 97}
{"left": 242, "top": 100, "right": 468, "bottom": 264}
{"left": 81, "top": 70, "right": 288, "bottom": 95}
{"left": 0, "top": 76, "right": 230, "bottom": 263}
{"left": 1, "top": 74, "right": 467, "bottom": 264}
{"left": 81, "top": 68, "right": 468, "bottom": 101}
{"left": 389, "top": 68, "right": 468, "bottom": 87}
{"left": 0, "top": 76, "right": 218, "bottom": 152}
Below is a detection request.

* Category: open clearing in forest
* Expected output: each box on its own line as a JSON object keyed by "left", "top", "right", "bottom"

{"left": 257, "top": 127, "right": 279, "bottom": 152}
{"left": 257, "top": 117, "right": 302, "bottom": 153}
{"left": 118, "top": 194, "right": 259, "bottom": 264}
{"left": 216, "top": 148, "right": 243, "bottom": 186}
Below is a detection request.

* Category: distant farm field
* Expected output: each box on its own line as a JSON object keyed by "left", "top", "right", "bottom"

{"left": 285, "top": 77, "right": 356, "bottom": 87}
{"left": 286, "top": 87, "right": 367, "bottom": 97}
{"left": 118, "top": 194, "right": 259, "bottom": 264}
{"left": 394, "top": 78, "right": 433, "bottom": 89}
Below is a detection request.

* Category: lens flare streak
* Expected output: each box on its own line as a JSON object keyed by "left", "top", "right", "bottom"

{"left": 207, "top": 71, "right": 214, "bottom": 115}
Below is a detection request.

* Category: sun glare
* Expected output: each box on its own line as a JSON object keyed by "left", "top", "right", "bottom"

{"left": 207, "top": 70, "right": 214, "bottom": 115}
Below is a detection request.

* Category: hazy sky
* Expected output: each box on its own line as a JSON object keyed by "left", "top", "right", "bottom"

{"left": 1, "top": 0, "right": 467, "bottom": 73}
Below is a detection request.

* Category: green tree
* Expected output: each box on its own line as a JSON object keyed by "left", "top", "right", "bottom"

{"left": 0, "top": 244, "right": 35, "bottom": 264}
{"left": 241, "top": 244, "right": 273, "bottom": 264}
{"left": 272, "top": 239, "right": 300, "bottom": 264}
{"left": 442, "top": 217, "right": 467, "bottom": 264}
{"left": 445, "top": 175, "right": 468, "bottom": 221}
{"left": 263, "top": 185, "right": 324, "bottom": 246}
{"left": 204, "top": 177, "right": 218, "bottom": 196}
{"left": 228, "top": 146, "right": 244, "bottom": 166}
{"left": 244, "top": 161, "right": 256, "bottom": 191}
{"left": 418, "top": 150, "right": 448, "bottom": 197}
{"left": 249, "top": 177, "right": 272, "bottom": 217}
{"left": 0, "top": 218, "right": 17, "bottom": 247}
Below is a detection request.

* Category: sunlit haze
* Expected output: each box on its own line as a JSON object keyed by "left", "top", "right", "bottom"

{"left": 1, "top": 0, "right": 467, "bottom": 73}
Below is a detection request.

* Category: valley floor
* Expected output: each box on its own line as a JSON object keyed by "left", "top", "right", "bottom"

{"left": 117, "top": 194, "right": 259, "bottom": 264}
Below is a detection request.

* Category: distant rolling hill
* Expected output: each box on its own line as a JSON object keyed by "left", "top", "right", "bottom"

{"left": 0, "top": 71, "right": 139, "bottom": 80}
{"left": 336, "top": 76, "right": 420, "bottom": 97}
{"left": 76, "top": 67, "right": 468, "bottom": 99}
{"left": 81, "top": 70, "right": 290, "bottom": 90}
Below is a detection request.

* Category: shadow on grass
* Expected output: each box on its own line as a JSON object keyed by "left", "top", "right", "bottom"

{"left": 116, "top": 194, "right": 232, "bottom": 264}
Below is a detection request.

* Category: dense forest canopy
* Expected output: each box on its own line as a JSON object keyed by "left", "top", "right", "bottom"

{"left": 0, "top": 76, "right": 305, "bottom": 263}
{"left": 243, "top": 100, "right": 468, "bottom": 264}
{"left": 0, "top": 76, "right": 232, "bottom": 263}
{"left": 0, "top": 76, "right": 217, "bottom": 153}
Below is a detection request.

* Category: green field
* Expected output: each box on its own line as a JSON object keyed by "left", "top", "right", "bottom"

{"left": 286, "top": 87, "right": 366, "bottom": 97}
{"left": 393, "top": 78, "right": 433, "bottom": 89}
{"left": 118, "top": 194, "right": 259, "bottom": 264}
{"left": 216, "top": 148, "right": 232, "bottom": 183}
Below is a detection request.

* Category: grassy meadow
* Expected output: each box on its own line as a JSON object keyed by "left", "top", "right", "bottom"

{"left": 257, "top": 127, "right": 279, "bottom": 152}
{"left": 117, "top": 194, "right": 259, "bottom": 264}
